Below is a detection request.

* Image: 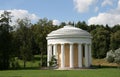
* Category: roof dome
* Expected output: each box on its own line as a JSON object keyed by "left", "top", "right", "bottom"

{"left": 47, "top": 25, "right": 91, "bottom": 38}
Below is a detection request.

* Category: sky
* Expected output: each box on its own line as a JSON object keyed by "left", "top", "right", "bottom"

{"left": 0, "top": 0, "right": 120, "bottom": 27}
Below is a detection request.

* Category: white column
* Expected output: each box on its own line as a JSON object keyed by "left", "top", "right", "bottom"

{"left": 89, "top": 44, "right": 92, "bottom": 66}
{"left": 70, "top": 43, "right": 74, "bottom": 68}
{"left": 47, "top": 44, "right": 52, "bottom": 67}
{"left": 61, "top": 44, "right": 65, "bottom": 68}
{"left": 85, "top": 44, "right": 89, "bottom": 67}
{"left": 78, "top": 43, "right": 83, "bottom": 68}
{"left": 53, "top": 44, "right": 57, "bottom": 58}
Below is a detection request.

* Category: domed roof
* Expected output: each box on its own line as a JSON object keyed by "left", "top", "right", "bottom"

{"left": 47, "top": 25, "right": 91, "bottom": 38}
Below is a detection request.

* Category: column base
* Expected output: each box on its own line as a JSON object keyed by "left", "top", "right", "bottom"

{"left": 56, "top": 66, "right": 92, "bottom": 70}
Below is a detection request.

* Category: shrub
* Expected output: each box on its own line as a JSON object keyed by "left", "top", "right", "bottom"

{"left": 49, "top": 55, "right": 57, "bottom": 67}
{"left": 114, "top": 48, "right": 120, "bottom": 67}
{"left": 106, "top": 50, "right": 115, "bottom": 63}
{"left": 42, "top": 55, "right": 47, "bottom": 67}
{"left": 11, "top": 57, "right": 20, "bottom": 69}
{"left": 106, "top": 48, "right": 120, "bottom": 68}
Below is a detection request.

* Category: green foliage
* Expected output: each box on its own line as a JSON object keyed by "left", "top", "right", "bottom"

{"left": 49, "top": 55, "right": 57, "bottom": 67}
{"left": 10, "top": 57, "right": 20, "bottom": 69}
{"left": 112, "top": 25, "right": 120, "bottom": 32}
{"left": 91, "top": 27, "right": 110, "bottom": 58}
{"left": 31, "top": 18, "right": 58, "bottom": 66}
{"left": 76, "top": 21, "right": 88, "bottom": 31}
{"left": 110, "top": 30, "right": 120, "bottom": 50}
{"left": 0, "top": 11, "right": 13, "bottom": 70}
{"left": 15, "top": 18, "right": 33, "bottom": 68}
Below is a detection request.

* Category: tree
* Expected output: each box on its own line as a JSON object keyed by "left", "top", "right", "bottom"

{"left": 15, "top": 18, "right": 33, "bottom": 68}
{"left": 91, "top": 27, "right": 110, "bottom": 58}
{"left": 112, "top": 25, "right": 120, "bottom": 33}
{"left": 76, "top": 21, "right": 88, "bottom": 31}
{"left": 59, "top": 22, "right": 66, "bottom": 28}
{"left": 0, "top": 11, "right": 13, "bottom": 70}
{"left": 31, "top": 18, "right": 58, "bottom": 66}
{"left": 105, "top": 24, "right": 111, "bottom": 32}
{"left": 110, "top": 30, "right": 120, "bottom": 50}
{"left": 87, "top": 24, "right": 96, "bottom": 32}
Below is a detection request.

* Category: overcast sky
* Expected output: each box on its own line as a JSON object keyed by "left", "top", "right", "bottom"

{"left": 0, "top": 0, "right": 120, "bottom": 27}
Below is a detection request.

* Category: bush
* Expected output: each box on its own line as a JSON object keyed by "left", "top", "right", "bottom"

{"left": 114, "top": 48, "right": 120, "bottom": 67}
{"left": 106, "top": 48, "right": 120, "bottom": 68}
{"left": 11, "top": 58, "right": 20, "bottom": 69}
{"left": 107, "top": 56, "right": 114, "bottom": 63}
{"left": 49, "top": 55, "right": 57, "bottom": 67}
{"left": 42, "top": 55, "right": 47, "bottom": 67}
{"left": 106, "top": 50, "right": 115, "bottom": 63}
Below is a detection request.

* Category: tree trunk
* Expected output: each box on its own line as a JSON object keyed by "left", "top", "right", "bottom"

{"left": 41, "top": 51, "right": 43, "bottom": 67}
{"left": 23, "top": 59, "right": 26, "bottom": 68}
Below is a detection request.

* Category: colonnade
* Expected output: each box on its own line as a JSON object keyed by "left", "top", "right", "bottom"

{"left": 47, "top": 43, "right": 92, "bottom": 68}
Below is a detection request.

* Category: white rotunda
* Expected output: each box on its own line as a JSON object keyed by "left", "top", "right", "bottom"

{"left": 46, "top": 25, "right": 92, "bottom": 69}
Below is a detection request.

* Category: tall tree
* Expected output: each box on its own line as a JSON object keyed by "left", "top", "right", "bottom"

{"left": 59, "top": 22, "right": 66, "bottom": 28}
{"left": 76, "top": 21, "right": 88, "bottom": 31}
{"left": 87, "top": 24, "right": 97, "bottom": 32}
{"left": 91, "top": 27, "right": 110, "bottom": 58}
{"left": 15, "top": 18, "right": 33, "bottom": 68}
{"left": 0, "top": 11, "right": 13, "bottom": 70}
{"left": 110, "top": 30, "right": 120, "bottom": 50}
{"left": 31, "top": 18, "right": 58, "bottom": 66}
{"left": 112, "top": 25, "right": 120, "bottom": 33}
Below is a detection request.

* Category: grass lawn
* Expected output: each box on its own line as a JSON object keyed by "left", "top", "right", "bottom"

{"left": 0, "top": 68, "right": 120, "bottom": 77}
{"left": 1, "top": 56, "right": 119, "bottom": 77}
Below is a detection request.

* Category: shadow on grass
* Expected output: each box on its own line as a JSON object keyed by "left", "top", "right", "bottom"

{"left": 8, "top": 65, "right": 119, "bottom": 70}
{"left": 9, "top": 67, "right": 41, "bottom": 70}
{"left": 91, "top": 65, "right": 118, "bottom": 69}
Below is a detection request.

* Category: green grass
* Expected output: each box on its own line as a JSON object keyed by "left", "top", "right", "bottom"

{"left": 17, "top": 59, "right": 40, "bottom": 68}
{"left": 1, "top": 57, "right": 120, "bottom": 77}
{"left": 10, "top": 55, "right": 41, "bottom": 69}
{"left": 3, "top": 56, "right": 119, "bottom": 77}
{"left": 0, "top": 68, "right": 120, "bottom": 77}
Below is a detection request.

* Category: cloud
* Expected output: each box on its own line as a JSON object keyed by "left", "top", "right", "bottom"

{"left": 73, "top": 0, "right": 95, "bottom": 13}
{"left": 52, "top": 20, "right": 60, "bottom": 25}
{"left": 88, "top": 0, "right": 120, "bottom": 27}
{"left": 101, "top": 0, "right": 113, "bottom": 7}
{"left": 0, "top": 9, "right": 39, "bottom": 26}
{"left": 94, "top": 7, "right": 99, "bottom": 12}
{"left": 88, "top": 13, "right": 120, "bottom": 26}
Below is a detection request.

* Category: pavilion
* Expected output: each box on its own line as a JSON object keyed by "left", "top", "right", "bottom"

{"left": 46, "top": 25, "right": 92, "bottom": 69}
